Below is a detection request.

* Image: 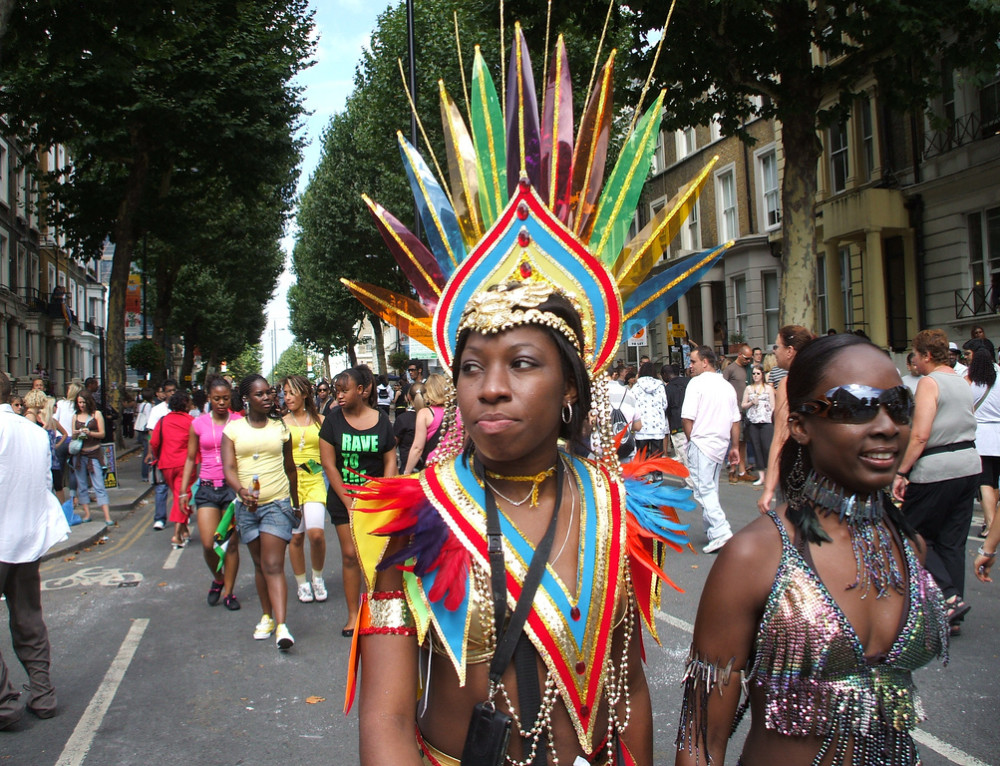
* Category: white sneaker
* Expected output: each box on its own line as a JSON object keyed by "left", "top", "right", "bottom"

{"left": 752, "top": 477, "right": 764, "bottom": 486}
{"left": 311, "top": 577, "right": 328, "bottom": 602}
{"left": 703, "top": 532, "right": 733, "bottom": 554}
{"left": 253, "top": 614, "right": 275, "bottom": 640}
{"left": 276, "top": 624, "right": 294, "bottom": 651}
{"left": 297, "top": 582, "right": 314, "bottom": 603}
{"left": 152, "top": 520, "right": 165, "bottom": 530}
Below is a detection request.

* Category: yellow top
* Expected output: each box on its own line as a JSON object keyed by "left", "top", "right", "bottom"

{"left": 288, "top": 421, "right": 326, "bottom": 504}
{"left": 223, "top": 418, "right": 290, "bottom": 504}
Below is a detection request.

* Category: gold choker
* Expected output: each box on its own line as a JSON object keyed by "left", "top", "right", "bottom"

{"left": 484, "top": 465, "right": 557, "bottom": 508}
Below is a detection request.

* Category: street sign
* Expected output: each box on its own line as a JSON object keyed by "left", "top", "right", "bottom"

{"left": 627, "top": 325, "right": 647, "bottom": 347}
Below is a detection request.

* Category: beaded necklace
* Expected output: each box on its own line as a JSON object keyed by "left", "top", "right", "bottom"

{"left": 797, "top": 470, "right": 905, "bottom": 598}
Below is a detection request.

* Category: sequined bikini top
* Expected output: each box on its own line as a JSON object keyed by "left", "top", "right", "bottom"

{"left": 741, "top": 511, "right": 948, "bottom": 765}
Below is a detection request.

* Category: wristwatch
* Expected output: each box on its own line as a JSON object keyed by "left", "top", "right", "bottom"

{"left": 977, "top": 546, "right": 997, "bottom": 559}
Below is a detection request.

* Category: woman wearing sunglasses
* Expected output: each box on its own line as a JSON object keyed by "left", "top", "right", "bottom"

{"left": 676, "top": 334, "right": 947, "bottom": 766}
{"left": 891, "top": 329, "right": 980, "bottom": 636}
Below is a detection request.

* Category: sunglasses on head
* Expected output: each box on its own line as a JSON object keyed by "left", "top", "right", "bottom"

{"left": 796, "top": 384, "right": 914, "bottom": 425}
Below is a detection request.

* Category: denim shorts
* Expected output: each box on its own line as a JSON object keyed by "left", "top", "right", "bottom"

{"left": 234, "top": 497, "right": 297, "bottom": 544}
{"left": 194, "top": 481, "right": 236, "bottom": 509}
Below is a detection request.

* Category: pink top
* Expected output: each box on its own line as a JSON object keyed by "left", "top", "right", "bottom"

{"left": 192, "top": 411, "right": 243, "bottom": 482}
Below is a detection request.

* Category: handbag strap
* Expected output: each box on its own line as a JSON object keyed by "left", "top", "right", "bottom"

{"left": 477, "top": 455, "right": 563, "bottom": 686}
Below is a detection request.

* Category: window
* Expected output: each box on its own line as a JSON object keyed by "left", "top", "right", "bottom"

{"left": 651, "top": 130, "right": 665, "bottom": 174}
{"left": 0, "top": 231, "right": 8, "bottom": 288}
{"left": 681, "top": 200, "right": 701, "bottom": 251}
{"left": 762, "top": 272, "right": 779, "bottom": 345}
{"left": 716, "top": 168, "right": 738, "bottom": 241}
{"left": 969, "top": 208, "right": 1000, "bottom": 307}
{"left": 30, "top": 253, "right": 39, "bottom": 292}
{"left": 15, "top": 166, "right": 26, "bottom": 218}
{"left": 48, "top": 263, "right": 56, "bottom": 294}
{"left": 0, "top": 141, "right": 7, "bottom": 207}
{"left": 648, "top": 198, "right": 669, "bottom": 261}
{"left": 829, "top": 120, "right": 849, "bottom": 193}
{"left": 733, "top": 276, "right": 748, "bottom": 337}
{"left": 676, "top": 127, "right": 696, "bottom": 159}
{"left": 710, "top": 115, "right": 723, "bottom": 143}
{"left": 840, "top": 246, "right": 854, "bottom": 330}
{"left": 759, "top": 149, "right": 781, "bottom": 229}
{"left": 816, "top": 253, "right": 829, "bottom": 332}
{"left": 859, "top": 95, "right": 875, "bottom": 181}
{"left": 981, "top": 70, "right": 1000, "bottom": 135}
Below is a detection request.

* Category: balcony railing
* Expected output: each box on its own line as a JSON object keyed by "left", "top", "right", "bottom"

{"left": 924, "top": 110, "right": 998, "bottom": 160}
{"left": 19, "top": 287, "right": 48, "bottom": 313}
{"left": 955, "top": 284, "right": 1000, "bottom": 319}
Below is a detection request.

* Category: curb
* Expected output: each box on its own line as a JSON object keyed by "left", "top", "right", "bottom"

{"left": 41, "top": 442, "right": 151, "bottom": 563}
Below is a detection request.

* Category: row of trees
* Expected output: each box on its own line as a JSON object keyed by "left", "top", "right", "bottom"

{"left": 294, "top": 0, "right": 999, "bottom": 354}
{"left": 0, "top": 1, "right": 315, "bottom": 422}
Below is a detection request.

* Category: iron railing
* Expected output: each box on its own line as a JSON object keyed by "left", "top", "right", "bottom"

{"left": 924, "top": 110, "right": 998, "bottom": 160}
{"left": 955, "top": 285, "right": 1000, "bottom": 319}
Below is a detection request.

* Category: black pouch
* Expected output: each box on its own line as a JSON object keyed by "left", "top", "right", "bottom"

{"left": 460, "top": 701, "right": 512, "bottom": 766}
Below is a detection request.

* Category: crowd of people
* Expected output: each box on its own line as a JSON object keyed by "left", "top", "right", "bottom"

{"left": 2, "top": 329, "right": 996, "bottom": 757}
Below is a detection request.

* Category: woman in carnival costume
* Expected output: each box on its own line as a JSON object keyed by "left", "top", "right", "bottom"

{"left": 676, "top": 334, "right": 948, "bottom": 766}
{"left": 340, "top": 23, "right": 733, "bottom": 765}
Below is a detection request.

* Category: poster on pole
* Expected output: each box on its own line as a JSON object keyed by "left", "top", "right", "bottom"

{"left": 102, "top": 443, "right": 119, "bottom": 489}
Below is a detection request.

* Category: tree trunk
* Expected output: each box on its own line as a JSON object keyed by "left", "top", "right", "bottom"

{"left": 180, "top": 334, "right": 196, "bottom": 385}
{"left": 347, "top": 342, "right": 357, "bottom": 368}
{"left": 107, "top": 132, "right": 151, "bottom": 448}
{"left": 777, "top": 111, "right": 822, "bottom": 331}
{"left": 371, "top": 313, "right": 386, "bottom": 375}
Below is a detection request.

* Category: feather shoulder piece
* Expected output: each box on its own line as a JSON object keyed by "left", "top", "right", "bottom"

{"left": 619, "top": 448, "right": 696, "bottom": 642}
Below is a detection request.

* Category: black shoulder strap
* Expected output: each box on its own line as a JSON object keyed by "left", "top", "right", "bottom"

{"left": 478, "top": 455, "right": 563, "bottom": 766}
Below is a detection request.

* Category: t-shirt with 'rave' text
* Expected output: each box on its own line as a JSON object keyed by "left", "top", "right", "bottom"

{"left": 319, "top": 407, "right": 395, "bottom": 515}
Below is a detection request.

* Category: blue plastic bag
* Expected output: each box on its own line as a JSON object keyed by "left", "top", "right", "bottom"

{"left": 62, "top": 498, "right": 83, "bottom": 526}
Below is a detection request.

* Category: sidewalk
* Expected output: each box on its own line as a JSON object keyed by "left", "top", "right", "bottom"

{"left": 42, "top": 436, "right": 154, "bottom": 563}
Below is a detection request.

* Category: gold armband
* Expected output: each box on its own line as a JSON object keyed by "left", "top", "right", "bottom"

{"left": 359, "top": 590, "right": 416, "bottom": 636}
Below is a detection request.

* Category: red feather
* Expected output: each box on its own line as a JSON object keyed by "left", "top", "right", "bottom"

{"left": 426, "top": 536, "right": 471, "bottom": 610}
{"left": 620, "top": 448, "right": 690, "bottom": 481}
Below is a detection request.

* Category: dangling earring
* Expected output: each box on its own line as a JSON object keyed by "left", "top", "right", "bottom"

{"left": 243, "top": 397, "right": 249, "bottom": 413}
{"left": 562, "top": 401, "right": 573, "bottom": 424}
{"left": 787, "top": 443, "right": 807, "bottom": 497}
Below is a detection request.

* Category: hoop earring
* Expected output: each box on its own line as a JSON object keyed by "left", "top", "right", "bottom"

{"left": 562, "top": 401, "right": 573, "bottom": 424}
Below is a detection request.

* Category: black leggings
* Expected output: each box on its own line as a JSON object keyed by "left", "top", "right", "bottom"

{"left": 745, "top": 422, "right": 774, "bottom": 470}
{"left": 902, "top": 474, "right": 977, "bottom": 600}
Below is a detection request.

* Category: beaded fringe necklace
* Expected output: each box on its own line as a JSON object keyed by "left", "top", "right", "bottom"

{"left": 798, "top": 471, "right": 905, "bottom": 599}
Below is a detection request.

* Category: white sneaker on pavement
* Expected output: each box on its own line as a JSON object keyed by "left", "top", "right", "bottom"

{"left": 276, "top": 624, "right": 294, "bottom": 651}
{"left": 703, "top": 531, "right": 733, "bottom": 554}
{"left": 297, "top": 582, "right": 314, "bottom": 603}
{"left": 311, "top": 577, "right": 328, "bottom": 602}
{"left": 153, "top": 520, "right": 165, "bottom": 530}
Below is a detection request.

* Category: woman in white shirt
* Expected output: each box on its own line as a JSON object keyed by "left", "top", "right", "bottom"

{"left": 741, "top": 365, "right": 774, "bottom": 487}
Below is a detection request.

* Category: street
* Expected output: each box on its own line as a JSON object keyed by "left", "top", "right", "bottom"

{"left": 1, "top": 451, "right": 997, "bottom": 765}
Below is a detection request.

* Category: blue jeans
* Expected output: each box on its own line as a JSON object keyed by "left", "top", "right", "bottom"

{"left": 154, "top": 476, "right": 168, "bottom": 523}
{"left": 137, "top": 431, "right": 150, "bottom": 481}
{"left": 687, "top": 442, "right": 732, "bottom": 541}
{"left": 73, "top": 456, "right": 110, "bottom": 507}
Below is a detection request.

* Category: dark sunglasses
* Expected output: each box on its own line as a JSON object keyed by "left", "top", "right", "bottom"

{"left": 317, "top": 387, "right": 329, "bottom": 392}
{"left": 796, "top": 384, "right": 914, "bottom": 425}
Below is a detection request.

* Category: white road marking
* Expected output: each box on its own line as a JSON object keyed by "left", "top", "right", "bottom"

{"left": 55, "top": 618, "right": 149, "bottom": 766}
{"left": 653, "top": 607, "right": 980, "bottom": 765}
{"left": 163, "top": 547, "right": 184, "bottom": 570}
{"left": 911, "top": 728, "right": 992, "bottom": 766}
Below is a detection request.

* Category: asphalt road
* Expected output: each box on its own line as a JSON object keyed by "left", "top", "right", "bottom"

{"left": 1, "top": 464, "right": 997, "bottom": 765}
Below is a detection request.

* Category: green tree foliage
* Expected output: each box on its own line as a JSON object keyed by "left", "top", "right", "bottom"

{"left": 627, "top": 0, "right": 1000, "bottom": 330}
{"left": 0, "top": 0, "right": 313, "bottom": 419}
{"left": 228, "top": 343, "right": 263, "bottom": 385}
{"left": 125, "top": 339, "right": 165, "bottom": 375}
{"left": 270, "top": 342, "right": 310, "bottom": 383}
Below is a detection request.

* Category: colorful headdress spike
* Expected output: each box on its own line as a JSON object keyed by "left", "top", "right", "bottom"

{"left": 342, "top": 26, "right": 732, "bottom": 380}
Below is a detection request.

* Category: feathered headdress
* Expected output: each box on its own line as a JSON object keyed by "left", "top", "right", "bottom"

{"left": 342, "top": 24, "right": 729, "bottom": 373}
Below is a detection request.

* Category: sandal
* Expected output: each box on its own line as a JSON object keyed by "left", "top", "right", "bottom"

{"left": 945, "top": 598, "right": 971, "bottom": 625}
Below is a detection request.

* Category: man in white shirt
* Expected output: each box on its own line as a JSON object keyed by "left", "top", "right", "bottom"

{"left": 949, "top": 342, "right": 969, "bottom": 377}
{"left": 682, "top": 346, "right": 741, "bottom": 554}
{"left": 145, "top": 379, "right": 177, "bottom": 530}
{"left": 0, "top": 372, "right": 69, "bottom": 728}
